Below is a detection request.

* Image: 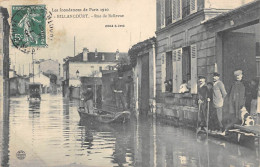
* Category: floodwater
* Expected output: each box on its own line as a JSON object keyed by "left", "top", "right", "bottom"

{"left": 0, "top": 94, "right": 259, "bottom": 167}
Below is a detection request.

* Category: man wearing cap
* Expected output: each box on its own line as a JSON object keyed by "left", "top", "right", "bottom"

{"left": 82, "top": 85, "right": 94, "bottom": 114}
{"left": 114, "top": 73, "right": 126, "bottom": 111}
{"left": 227, "top": 70, "right": 245, "bottom": 128}
{"left": 197, "top": 76, "right": 209, "bottom": 130}
{"left": 212, "top": 72, "right": 227, "bottom": 132}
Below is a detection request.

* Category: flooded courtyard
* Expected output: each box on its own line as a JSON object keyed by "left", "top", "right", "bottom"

{"left": 0, "top": 94, "right": 259, "bottom": 167}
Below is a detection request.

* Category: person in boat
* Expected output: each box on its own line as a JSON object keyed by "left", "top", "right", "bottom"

{"left": 197, "top": 76, "right": 209, "bottom": 131}
{"left": 82, "top": 85, "right": 94, "bottom": 114}
{"left": 226, "top": 70, "right": 246, "bottom": 129}
{"left": 212, "top": 72, "right": 227, "bottom": 133}
{"left": 113, "top": 73, "right": 126, "bottom": 111}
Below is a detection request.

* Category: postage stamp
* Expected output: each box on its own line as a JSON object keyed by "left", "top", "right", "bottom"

{"left": 11, "top": 5, "right": 46, "bottom": 48}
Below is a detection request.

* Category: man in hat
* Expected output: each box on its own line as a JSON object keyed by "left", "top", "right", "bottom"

{"left": 113, "top": 73, "right": 126, "bottom": 111}
{"left": 197, "top": 76, "right": 209, "bottom": 130}
{"left": 212, "top": 72, "right": 227, "bottom": 133}
{"left": 226, "top": 70, "right": 245, "bottom": 128}
{"left": 82, "top": 85, "right": 94, "bottom": 114}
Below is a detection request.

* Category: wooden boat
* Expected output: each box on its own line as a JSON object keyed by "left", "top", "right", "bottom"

{"left": 78, "top": 107, "right": 131, "bottom": 124}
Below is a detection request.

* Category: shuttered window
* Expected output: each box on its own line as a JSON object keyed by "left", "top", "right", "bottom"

{"left": 161, "top": 53, "right": 166, "bottom": 92}
{"left": 172, "top": 48, "right": 182, "bottom": 93}
{"left": 172, "top": 0, "right": 182, "bottom": 23}
{"left": 161, "top": 0, "right": 166, "bottom": 28}
{"left": 190, "top": 44, "right": 197, "bottom": 94}
{"left": 190, "top": 0, "right": 197, "bottom": 14}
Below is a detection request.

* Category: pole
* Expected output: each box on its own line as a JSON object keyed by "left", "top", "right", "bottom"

{"left": 207, "top": 99, "right": 210, "bottom": 138}
{"left": 32, "top": 49, "right": 34, "bottom": 83}
{"left": 74, "top": 36, "right": 75, "bottom": 57}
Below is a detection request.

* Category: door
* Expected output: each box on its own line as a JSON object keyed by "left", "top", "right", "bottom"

{"left": 140, "top": 54, "right": 150, "bottom": 115}
{"left": 223, "top": 32, "right": 256, "bottom": 92}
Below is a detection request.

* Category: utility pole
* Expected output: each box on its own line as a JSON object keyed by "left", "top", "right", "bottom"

{"left": 74, "top": 36, "right": 76, "bottom": 57}
{"left": 32, "top": 49, "right": 35, "bottom": 83}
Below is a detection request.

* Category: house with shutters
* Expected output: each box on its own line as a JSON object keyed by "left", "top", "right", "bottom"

{"left": 155, "top": 0, "right": 260, "bottom": 122}
{"left": 62, "top": 48, "right": 127, "bottom": 98}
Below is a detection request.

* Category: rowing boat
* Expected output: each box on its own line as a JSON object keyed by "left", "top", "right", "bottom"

{"left": 78, "top": 107, "right": 131, "bottom": 124}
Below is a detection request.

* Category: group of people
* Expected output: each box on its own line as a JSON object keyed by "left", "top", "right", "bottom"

{"left": 81, "top": 73, "right": 132, "bottom": 114}
{"left": 197, "top": 70, "right": 258, "bottom": 134}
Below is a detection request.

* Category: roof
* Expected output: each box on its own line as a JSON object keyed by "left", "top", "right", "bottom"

{"left": 66, "top": 51, "right": 128, "bottom": 63}
{"left": 202, "top": 0, "right": 260, "bottom": 24}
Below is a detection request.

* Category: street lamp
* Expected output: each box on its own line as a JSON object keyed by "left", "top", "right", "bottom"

{"left": 76, "top": 70, "right": 79, "bottom": 79}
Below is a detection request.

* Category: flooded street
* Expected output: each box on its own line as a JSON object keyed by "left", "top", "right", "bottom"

{"left": 0, "top": 94, "right": 259, "bottom": 167}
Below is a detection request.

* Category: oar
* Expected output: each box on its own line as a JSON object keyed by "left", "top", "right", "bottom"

{"left": 207, "top": 98, "right": 210, "bottom": 138}
{"left": 197, "top": 102, "right": 201, "bottom": 134}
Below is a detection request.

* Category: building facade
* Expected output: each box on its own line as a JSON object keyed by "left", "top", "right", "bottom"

{"left": 62, "top": 48, "right": 127, "bottom": 97}
{"left": 0, "top": 7, "right": 9, "bottom": 99}
{"left": 155, "top": 0, "right": 259, "bottom": 122}
{"left": 129, "top": 37, "right": 157, "bottom": 115}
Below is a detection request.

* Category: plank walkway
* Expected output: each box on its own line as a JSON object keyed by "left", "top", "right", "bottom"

{"left": 233, "top": 124, "right": 260, "bottom": 137}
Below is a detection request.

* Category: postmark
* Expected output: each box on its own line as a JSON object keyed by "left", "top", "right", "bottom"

{"left": 11, "top": 5, "right": 46, "bottom": 49}
{"left": 16, "top": 150, "right": 26, "bottom": 160}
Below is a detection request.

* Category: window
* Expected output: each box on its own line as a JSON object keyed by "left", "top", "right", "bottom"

{"left": 190, "top": 0, "right": 197, "bottom": 14}
{"left": 99, "top": 66, "right": 102, "bottom": 72}
{"left": 161, "top": 53, "right": 166, "bottom": 92}
{"left": 172, "top": 0, "right": 182, "bottom": 23}
{"left": 172, "top": 48, "right": 182, "bottom": 93}
{"left": 256, "top": 42, "right": 260, "bottom": 77}
{"left": 161, "top": 0, "right": 166, "bottom": 28}
{"left": 256, "top": 57, "right": 260, "bottom": 77}
{"left": 171, "top": 44, "right": 197, "bottom": 94}
{"left": 182, "top": 46, "right": 191, "bottom": 84}
{"left": 102, "top": 54, "right": 105, "bottom": 61}
{"left": 166, "top": 51, "right": 173, "bottom": 81}
{"left": 165, "top": 0, "right": 172, "bottom": 26}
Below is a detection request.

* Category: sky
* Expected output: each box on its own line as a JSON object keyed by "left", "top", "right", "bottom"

{"left": 0, "top": 0, "right": 156, "bottom": 75}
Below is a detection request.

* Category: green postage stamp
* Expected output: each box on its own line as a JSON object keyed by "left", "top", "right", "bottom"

{"left": 11, "top": 5, "right": 46, "bottom": 48}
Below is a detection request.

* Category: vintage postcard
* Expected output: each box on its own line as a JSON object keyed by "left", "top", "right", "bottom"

{"left": 0, "top": 0, "right": 260, "bottom": 166}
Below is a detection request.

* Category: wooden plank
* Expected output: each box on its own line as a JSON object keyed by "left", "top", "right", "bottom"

{"left": 233, "top": 124, "right": 260, "bottom": 135}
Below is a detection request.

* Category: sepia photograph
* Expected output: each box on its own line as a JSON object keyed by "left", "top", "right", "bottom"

{"left": 0, "top": 0, "right": 260, "bottom": 166}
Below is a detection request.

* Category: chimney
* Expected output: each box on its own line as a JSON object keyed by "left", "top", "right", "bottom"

{"left": 115, "top": 49, "right": 120, "bottom": 60}
{"left": 95, "top": 48, "right": 98, "bottom": 58}
{"left": 83, "top": 48, "right": 89, "bottom": 61}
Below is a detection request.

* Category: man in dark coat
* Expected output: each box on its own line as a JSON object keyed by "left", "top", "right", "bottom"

{"left": 197, "top": 76, "right": 209, "bottom": 130}
{"left": 113, "top": 73, "right": 126, "bottom": 111}
{"left": 82, "top": 85, "right": 94, "bottom": 114}
{"left": 226, "top": 70, "right": 245, "bottom": 129}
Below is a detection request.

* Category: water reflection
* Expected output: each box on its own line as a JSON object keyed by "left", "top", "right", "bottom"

{"left": 0, "top": 94, "right": 259, "bottom": 167}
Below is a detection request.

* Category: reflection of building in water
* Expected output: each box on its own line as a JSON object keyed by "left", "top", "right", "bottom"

{"left": 0, "top": 7, "right": 10, "bottom": 98}
{"left": 0, "top": 97, "right": 10, "bottom": 166}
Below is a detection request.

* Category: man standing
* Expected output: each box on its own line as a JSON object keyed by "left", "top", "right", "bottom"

{"left": 227, "top": 70, "right": 245, "bottom": 127}
{"left": 82, "top": 85, "right": 94, "bottom": 114}
{"left": 212, "top": 72, "right": 227, "bottom": 133}
{"left": 114, "top": 73, "right": 126, "bottom": 111}
{"left": 197, "top": 76, "right": 209, "bottom": 130}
